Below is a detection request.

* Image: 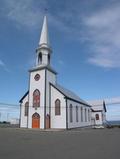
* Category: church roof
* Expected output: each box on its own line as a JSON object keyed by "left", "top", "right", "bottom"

{"left": 19, "top": 91, "right": 29, "bottom": 103}
{"left": 51, "top": 83, "right": 91, "bottom": 107}
{"left": 88, "top": 100, "right": 107, "bottom": 112}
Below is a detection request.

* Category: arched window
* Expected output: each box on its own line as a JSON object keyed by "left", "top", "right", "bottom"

{"left": 70, "top": 104, "right": 73, "bottom": 122}
{"left": 55, "top": 99, "right": 61, "bottom": 115}
{"left": 33, "top": 89, "right": 40, "bottom": 107}
{"left": 96, "top": 114, "right": 99, "bottom": 120}
{"left": 85, "top": 108, "right": 87, "bottom": 122}
{"left": 48, "top": 54, "right": 50, "bottom": 65}
{"left": 81, "top": 107, "right": 83, "bottom": 122}
{"left": 25, "top": 102, "right": 29, "bottom": 116}
{"left": 88, "top": 109, "right": 91, "bottom": 121}
{"left": 76, "top": 106, "right": 78, "bottom": 122}
{"left": 38, "top": 53, "right": 42, "bottom": 65}
{"left": 32, "top": 113, "right": 40, "bottom": 118}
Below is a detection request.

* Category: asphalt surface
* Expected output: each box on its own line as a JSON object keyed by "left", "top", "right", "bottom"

{"left": 0, "top": 128, "right": 120, "bottom": 159}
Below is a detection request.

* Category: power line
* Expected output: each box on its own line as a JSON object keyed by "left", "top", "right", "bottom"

{"left": 0, "top": 101, "right": 120, "bottom": 109}
{"left": 0, "top": 102, "right": 90, "bottom": 108}
{"left": 0, "top": 102, "right": 19, "bottom": 107}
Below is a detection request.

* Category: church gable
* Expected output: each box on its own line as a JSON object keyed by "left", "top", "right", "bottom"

{"left": 19, "top": 91, "right": 29, "bottom": 103}
{"left": 20, "top": 92, "right": 29, "bottom": 128}
{"left": 88, "top": 100, "right": 107, "bottom": 112}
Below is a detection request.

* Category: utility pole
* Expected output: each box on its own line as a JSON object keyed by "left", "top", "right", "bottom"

{"left": 7, "top": 113, "right": 9, "bottom": 122}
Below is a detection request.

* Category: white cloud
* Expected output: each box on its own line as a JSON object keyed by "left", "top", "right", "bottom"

{"left": 82, "top": 4, "right": 120, "bottom": 68}
{"left": 2, "top": 0, "right": 120, "bottom": 69}
{"left": 0, "top": 59, "right": 10, "bottom": 72}
{"left": 58, "top": 60, "right": 64, "bottom": 65}
{"left": 2, "top": 0, "right": 46, "bottom": 29}
{"left": 0, "top": 59, "right": 5, "bottom": 67}
{"left": 2, "top": 0, "right": 69, "bottom": 32}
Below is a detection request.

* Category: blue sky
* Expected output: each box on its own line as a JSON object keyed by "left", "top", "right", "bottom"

{"left": 0, "top": 0, "right": 120, "bottom": 120}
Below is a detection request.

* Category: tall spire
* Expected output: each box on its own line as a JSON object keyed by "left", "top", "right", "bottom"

{"left": 36, "top": 15, "right": 52, "bottom": 67}
{"left": 39, "top": 16, "right": 50, "bottom": 47}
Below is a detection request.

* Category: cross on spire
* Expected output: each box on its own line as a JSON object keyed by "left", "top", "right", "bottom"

{"left": 44, "top": 8, "right": 48, "bottom": 14}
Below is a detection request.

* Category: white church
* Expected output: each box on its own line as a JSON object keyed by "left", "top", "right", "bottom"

{"left": 19, "top": 16, "right": 106, "bottom": 129}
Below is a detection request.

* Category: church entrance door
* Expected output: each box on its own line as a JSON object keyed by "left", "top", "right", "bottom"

{"left": 32, "top": 113, "right": 40, "bottom": 128}
{"left": 46, "top": 114, "right": 50, "bottom": 129}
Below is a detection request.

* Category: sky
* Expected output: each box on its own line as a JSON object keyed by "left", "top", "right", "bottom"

{"left": 0, "top": 0, "right": 120, "bottom": 121}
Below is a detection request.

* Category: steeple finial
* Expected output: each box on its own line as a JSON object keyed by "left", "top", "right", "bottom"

{"left": 39, "top": 15, "right": 50, "bottom": 47}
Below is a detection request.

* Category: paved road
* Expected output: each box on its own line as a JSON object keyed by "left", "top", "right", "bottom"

{"left": 0, "top": 128, "right": 119, "bottom": 159}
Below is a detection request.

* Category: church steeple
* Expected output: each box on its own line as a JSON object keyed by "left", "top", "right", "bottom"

{"left": 39, "top": 15, "right": 50, "bottom": 47}
{"left": 36, "top": 16, "right": 52, "bottom": 66}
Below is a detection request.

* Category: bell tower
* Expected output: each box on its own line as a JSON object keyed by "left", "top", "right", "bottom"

{"left": 28, "top": 15, "right": 57, "bottom": 129}
{"left": 36, "top": 16, "right": 52, "bottom": 66}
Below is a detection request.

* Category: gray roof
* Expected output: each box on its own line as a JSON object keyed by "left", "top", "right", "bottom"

{"left": 87, "top": 100, "right": 107, "bottom": 112}
{"left": 87, "top": 97, "right": 120, "bottom": 105}
{"left": 19, "top": 91, "right": 29, "bottom": 103}
{"left": 52, "top": 83, "right": 91, "bottom": 107}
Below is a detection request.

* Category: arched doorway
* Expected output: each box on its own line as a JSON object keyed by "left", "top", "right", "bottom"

{"left": 46, "top": 114, "right": 50, "bottom": 129}
{"left": 96, "top": 114, "right": 99, "bottom": 120}
{"left": 32, "top": 113, "right": 40, "bottom": 128}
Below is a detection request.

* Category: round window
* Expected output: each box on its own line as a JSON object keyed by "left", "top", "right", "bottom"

{"left": 34, "top": 74, "right": 40, "bottom": 81}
